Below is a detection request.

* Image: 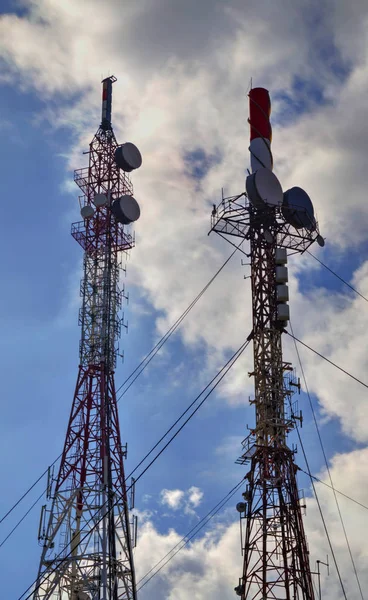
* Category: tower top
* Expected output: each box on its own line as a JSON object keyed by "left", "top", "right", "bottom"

{"left": 101, "top": 75, "right": 117, "bottom": 130}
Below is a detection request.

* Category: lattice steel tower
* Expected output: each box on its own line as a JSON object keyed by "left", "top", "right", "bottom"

{"left": 34, "top": 76, "right": 142, "bottom": 600}
{"left": 210, "top": 88, "right": 324, "bottom": 599}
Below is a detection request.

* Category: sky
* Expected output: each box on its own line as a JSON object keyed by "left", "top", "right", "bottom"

{"left": 0, "top": 0, "right": 368, "bottom": 598}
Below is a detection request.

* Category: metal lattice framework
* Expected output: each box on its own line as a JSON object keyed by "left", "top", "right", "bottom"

{"left": 210, "top": 191, "right": 318, "bottom": 598}
{"left": 34, "top": 78, "right": 137, "bottom": 600}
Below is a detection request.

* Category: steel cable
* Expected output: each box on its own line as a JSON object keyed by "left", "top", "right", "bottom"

{"left": 0, "top": 488, "right": 46, "bottom": 549}
{"left": 0, "top": 456, "right": 60, "bottom": 526}
{"left": 307, "top": 250, "right": 368, "bottom": 304}
{"left": 300, "top": 470, "right": 368, "bottom": 511}
{"left": 285, "top": 330, "right": 368, "bottom": 391}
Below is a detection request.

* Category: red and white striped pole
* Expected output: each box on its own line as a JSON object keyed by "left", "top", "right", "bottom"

{"left": 248, "top": 87, "right": 273, "bottom": 173}
{"left": 246, "top": 88, "right": 283, "bottom": 209}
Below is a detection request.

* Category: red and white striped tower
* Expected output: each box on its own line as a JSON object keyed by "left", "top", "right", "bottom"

{"left": 211, "top": 88, "right": 320, "bottom": 599}
{"left": 33, "top": 76, "right": 142, "bottom": 600}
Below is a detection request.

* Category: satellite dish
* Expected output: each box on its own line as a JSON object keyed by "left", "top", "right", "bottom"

{"left": 246, "top": 167, "right": 283, "bottom": 209}
{"left": 80, "top": 205, "right": 94, "bottom": 219}
{"left": 115, "top": 143, "right": 142, "bottom": 172}
{"left": 93, "top": 193, "right": 107, "bottom": 208}
{"left": 316, "top": 234, "right": 325, "bottom": 247}
{"left": 112, "top": 195, "right": 141, "bottom": 224}
{"left": 282, "top": 187, "right": 315, "bottom": 230}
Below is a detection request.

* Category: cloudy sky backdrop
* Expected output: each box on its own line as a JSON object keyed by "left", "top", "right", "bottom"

{"left": 0, "top": 0, "right": 368, "bottom": 598}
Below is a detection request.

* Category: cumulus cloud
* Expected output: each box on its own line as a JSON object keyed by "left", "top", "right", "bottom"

{"left": 304, "top": 448, "right": 368, "bottom": 599}
{"left": 135, "top": 518, "right": 240, "bottom": 599}
{"left": 135, "top": 448, "right": 368, "bottom": 600}
{"left": 188, "top": 486, "right": 204, "bottom": 508}
{"left": 160, "top": 486, "right": 204, "bottom": 515}
{"left": 288, "top": 258, "right": 368, "bottom": 443}
{"left": 160, "top": 488, "right": 185, "bottom": 511}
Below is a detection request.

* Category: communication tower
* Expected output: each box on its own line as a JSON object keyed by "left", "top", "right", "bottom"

{"left": 34, "top": 76, "right": 142, "bottom": 600}
{"left": 210, "top": 88, "right": 324, "bottom": 599}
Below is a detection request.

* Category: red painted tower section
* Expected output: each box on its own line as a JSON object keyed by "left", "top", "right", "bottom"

{"left": 34, "top": 76, "right": 140, "bottom": 600}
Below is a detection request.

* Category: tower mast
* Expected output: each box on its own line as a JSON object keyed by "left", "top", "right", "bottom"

{"left": 34, "top": 76, "right": 142, "bottom": 600}
{"left": 211, "top": 88, "right": 323, "bottom": 599}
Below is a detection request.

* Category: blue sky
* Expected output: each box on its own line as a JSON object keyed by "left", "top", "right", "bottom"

{"left": 1, "top": 1, "right": 368, "bottom": 599}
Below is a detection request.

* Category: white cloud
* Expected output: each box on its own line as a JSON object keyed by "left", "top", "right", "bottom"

{"left": 288, "top": 259, "right": 368, "bottom": 443}
{"left": 135, "top": 447, "right": 368, "bottom": 600}
{"left": 160, "top": 488, "right": 185, "bottom": 511}
{"left": 304, "top": 447, "right": 368, "bottom": 599}
{"left": 135, "top": 518, "right": 240, "bottom": 600}
{"left": 188, "top": 486, "right": 204, "bottom": 508}
{"left": 160, "top": 486, "right": 204, "bottom": 515}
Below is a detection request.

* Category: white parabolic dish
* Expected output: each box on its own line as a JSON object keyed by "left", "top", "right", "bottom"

{"left": 246, "top": 167, "right": 283, "bottom": 208}
{"left": 255, "top": 168, "right": 283, "bottom": 207}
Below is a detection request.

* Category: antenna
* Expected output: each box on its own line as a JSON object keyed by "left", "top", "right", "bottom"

{"left": 101, "top": 74, "right": 117, "bottom": 130}
{"left": 316, "top": 556, "right": 330, "bottom": 600}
